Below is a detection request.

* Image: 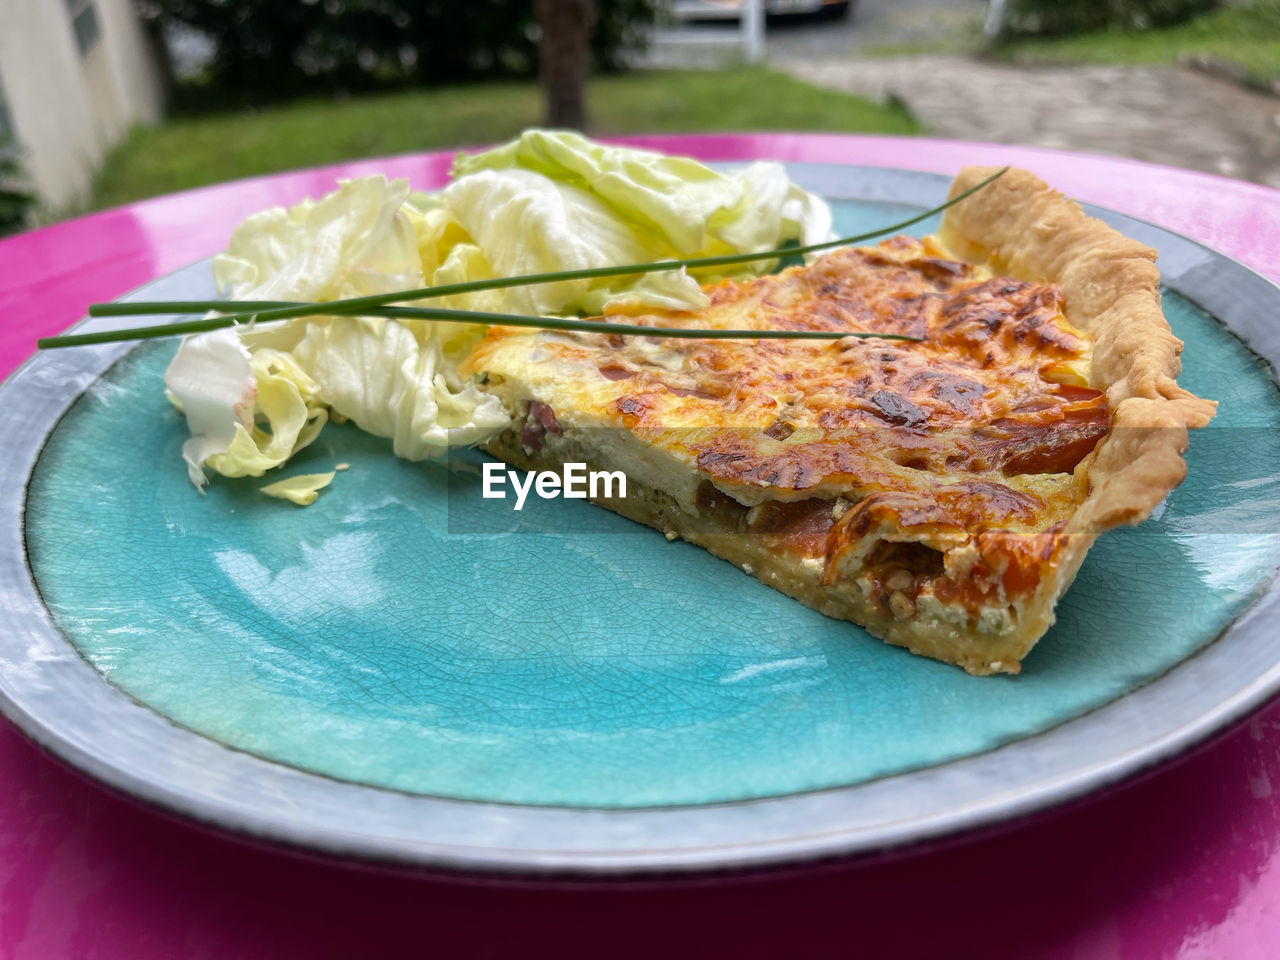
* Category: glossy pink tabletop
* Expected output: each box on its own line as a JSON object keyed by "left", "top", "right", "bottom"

{"left": 2, "top": 135, "right": 1279, "bottom": 959}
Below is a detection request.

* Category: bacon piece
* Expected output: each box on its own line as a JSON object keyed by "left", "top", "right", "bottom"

{"left": 521, "top": 400, "right": 561, "bottom": 453}
{"left": 530, "top": 400, "right": 562, "bottom": 435}
{"left": 746, "top": 498, "right": 835, "bottom": 555}
{"left": 979, "top": 388, "right": 1109, "bottom": 475}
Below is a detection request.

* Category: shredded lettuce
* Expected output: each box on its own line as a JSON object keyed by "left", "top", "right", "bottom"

{"left": 212, "top": 174, "right": 422, "bottom": 302}
{"left": 164, "top": 328, "right": 258, "bottom": 489}
{"left": 167, "top": 175, "right": 505, "bottom": 490}
{"left": 166, "top": 335, "right": 329, "bottom": 488}
{"left": 288, "top": 315, "right": 507, "bottom": 459}
{"left": 260, "top": 471, "right": 336, "bottom": 506}
{"left": 436, "top": 130, "right": 834, "bottom": 315}
{"left": 451, "top": 130, "right": 832, "bottom": 262}
{"left": 439, "top": 167, "right": 705, "bottom": 315}
{"left": 164, "top": 134, "right": 835, "bottom": 495}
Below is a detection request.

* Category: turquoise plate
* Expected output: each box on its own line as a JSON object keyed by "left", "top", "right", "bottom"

{"left": 2, "top": 166, "right": 1279, "bottom": 873}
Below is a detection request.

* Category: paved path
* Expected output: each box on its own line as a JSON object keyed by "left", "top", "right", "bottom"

{"left": 783, "top": 55, "right": 1280, "bottom": 189}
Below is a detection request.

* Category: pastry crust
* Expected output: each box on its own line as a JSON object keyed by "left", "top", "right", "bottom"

{"left": 937, "top": 168, "right": 1217, "bottom": 656}
{"left": 940, "top": 167, "right": 1217, "bottom": 533}
{"left": 465, "top": 167, "right": 1216, "bottom": 674}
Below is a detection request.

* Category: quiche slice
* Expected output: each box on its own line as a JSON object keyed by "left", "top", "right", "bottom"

{"left": 459, "top": 168, "right": 1217, "bottom": 675}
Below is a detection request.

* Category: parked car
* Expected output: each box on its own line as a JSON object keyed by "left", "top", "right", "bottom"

{"left": 671, "top": 0, "right": 853, "bottom": 22}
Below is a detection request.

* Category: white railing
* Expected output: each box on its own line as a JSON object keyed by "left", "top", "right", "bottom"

{"left": 669, "top": 0, "right": 766, "bottom": 63}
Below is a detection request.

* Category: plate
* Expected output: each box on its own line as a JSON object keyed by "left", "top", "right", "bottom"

{"left": 2, "top": 165, "right": 1278, "bottom": 874}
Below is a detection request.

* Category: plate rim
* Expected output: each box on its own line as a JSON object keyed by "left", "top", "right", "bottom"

{"left": 2, "top": 163, "right": 1279, "bottom": 875}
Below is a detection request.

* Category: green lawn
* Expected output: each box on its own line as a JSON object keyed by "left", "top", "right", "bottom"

{"left": 91, "top": 68, "right": 918, "bottom": 210}
{"left": 995, "top": 1, "right": 1280, "bottom": 88}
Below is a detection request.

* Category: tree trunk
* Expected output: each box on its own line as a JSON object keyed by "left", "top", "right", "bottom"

{"left": 536, "top": 0, "right": 596, "bottom": 131}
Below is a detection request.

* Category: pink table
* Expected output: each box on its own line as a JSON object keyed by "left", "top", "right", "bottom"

{"left": 2, "top": 134, "right": 1279, "bottom": 958}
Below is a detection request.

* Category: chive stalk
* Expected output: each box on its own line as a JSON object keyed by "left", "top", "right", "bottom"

{"left": 39, "top": 168, "right": 1005, "bottom": 350}
{"left": 41, "top": 305, "right": 917, "bottom": 349}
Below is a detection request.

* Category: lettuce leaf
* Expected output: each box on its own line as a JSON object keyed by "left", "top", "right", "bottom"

{"left": 439, "top": 168, "right": 706, "bottom": 315}
{"left": 452, "top": 130, "right": 753, "bottom": 252}
{"left": 164, "top": 328, "right": 258, "bottom": 489}
{"left": 166, "top": 332, "right": 328, "bottom": 489}
{"left": 450, "top": 130, "right": 833, "bottom": 269}
{"left": 212, "top": 174, "right": 423, "bottom": 302}
{"left": 288, "top": 315, "right": 507, "bottom": 460}
{"left": 167, "top": 175, "right": 505, "bottom": 489}
{"left": 260, "top": 471, "right": 336, "bottom": 506}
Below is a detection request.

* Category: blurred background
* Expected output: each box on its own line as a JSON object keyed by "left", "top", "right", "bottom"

{"left": 0, "top": 0, "right": 1276, "bottom": 236}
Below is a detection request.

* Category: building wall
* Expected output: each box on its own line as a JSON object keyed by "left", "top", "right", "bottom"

{"left": 0, "top": 0, "right": 165, "bottom": 211}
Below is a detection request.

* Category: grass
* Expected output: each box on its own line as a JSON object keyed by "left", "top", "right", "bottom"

{"left": 91, "top": 68, "right": 918, "bottom": 210}
{"left": 862, "top": 1, "right": 1280, "bottom": 90}
{"left": 995, "top": 1, "right": 1280, "bottom": 88}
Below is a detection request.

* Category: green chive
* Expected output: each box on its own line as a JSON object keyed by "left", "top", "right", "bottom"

{"left": 39, "top": 306, "right": 916, "bottom": 349}
{"left": 43, "top": 167, "right": 1005, "bottom": 350}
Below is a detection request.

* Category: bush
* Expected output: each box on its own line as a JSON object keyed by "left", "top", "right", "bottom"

{"left": 142, "top": 0, "right": 659, "bottom": 108}
{"left": 1002, "top": 0, "right": 1221, "bottom": 36}
{"left": 0, "top": 134, "right": 36, "bottom": 237}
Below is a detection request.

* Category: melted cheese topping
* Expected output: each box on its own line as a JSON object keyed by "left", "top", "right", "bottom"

{"left": 463, "top": 236, "right": 1109, "bottom": 618}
